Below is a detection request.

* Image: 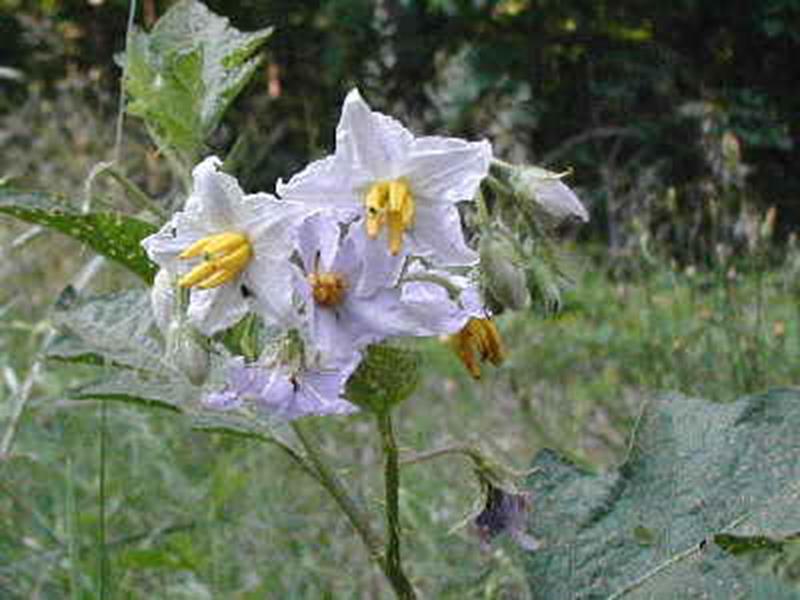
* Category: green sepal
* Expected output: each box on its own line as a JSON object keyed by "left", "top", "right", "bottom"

{"left": 345, "top": 344, "right": 422, "bottom": 415}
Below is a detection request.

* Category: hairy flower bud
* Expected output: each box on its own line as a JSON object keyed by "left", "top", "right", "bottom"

{"left": 507, "top": 164, "right": 589, "bottom": 225}
{"left": 479, "top": 232, "right": 530, "bottom": 311}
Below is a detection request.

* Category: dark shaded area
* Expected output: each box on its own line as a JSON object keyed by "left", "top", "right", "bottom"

{"left": 1, "top": 0, "right": 797, "bottom": 262}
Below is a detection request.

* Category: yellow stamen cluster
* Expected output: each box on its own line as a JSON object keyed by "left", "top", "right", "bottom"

{"left": 178, "top": 231, "right": 253, "bottom": 289}
{"left": 450, "top": 317, "right": 505, "bottom": 379}
{"left": 308, "top": 272, "right": 348, "bottom": 307}
{"left": 364, "top": 178, "right": 415, "bottom": 255}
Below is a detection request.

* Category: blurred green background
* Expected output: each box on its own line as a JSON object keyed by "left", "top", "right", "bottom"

{"left": 1, "top": 1, "right": 799, "bottom": 598}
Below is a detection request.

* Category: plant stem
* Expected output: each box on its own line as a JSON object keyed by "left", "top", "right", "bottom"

{"left": 102, "top": 165, "right": 169, "bottom": 221}
{"left": 376, "top": 412, "right": 417, "bottom": 600}
{"left": 290, "top": 421, "right": 384, "bottom": 563}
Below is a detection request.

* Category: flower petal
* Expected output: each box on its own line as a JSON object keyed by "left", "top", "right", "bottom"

{"left": 347, "top": 223, "right": 405, "bottom": 297}
{"left": 276, "top": 154, "right": 369, "bottom": 212}
{"left": 186, "top": 283, "right": 249, "bottom": 336}
{"left": 186, "top": 156, "right": 242, "bottom": 228}
{"left": 244, "top": 255, "right": 296, "bottom": 326}
{"left": 336, "top": 88, "right": 414, "bottom": 179}
{"left": 409, "top": 204, "right": 478, "bottom": 266}
{"left": 141, "top": 210, "right": 210, "bottom": 271}
{"left": 297, "top": 212, "right": 342, "bottom": 273}
{"left": 150, "top": 269, "right": 176, "bottom": 333}
{"left": 405, "top": 137, "right": 491, "bottom": 203}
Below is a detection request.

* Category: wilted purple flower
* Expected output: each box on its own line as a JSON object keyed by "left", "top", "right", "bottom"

{"left": 204, "top": 354, "right": 360, "bottom": 421}
{"left": 475, "top": 485, "right": 540, "bottom": 551}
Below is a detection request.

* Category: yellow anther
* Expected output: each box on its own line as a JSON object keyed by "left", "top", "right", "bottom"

{"left": 365, "top": 182, "right": 389, "bottom": 239}
{"left": 178, "top": 231, "right": 252, "bottom": 290}
{"left": 449, "top": 317, "right": 505, "bottom": 380}
{"left": 178, "top": 261, "right": 217, "bottom": 288}
{"left": 179, "top": 231, "right": 249, "bottom": 259}
{"left": 363, "top": 178, "right": 415, "bottom": 254}
{"left": 195, "top": 269, "right": 237, "bottom": 289}
{"left": 308, "top": 271, "right": 348, "bottom": 307}
{"left": 387, "top": 210, "right": 404, "bottom": 256}
{"left": 213, "top": 244, "right": 251, "bottom": 273}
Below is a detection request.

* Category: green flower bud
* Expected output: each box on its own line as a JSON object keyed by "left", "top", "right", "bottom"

{"left": 479, "top": 232, "right": 530, "bottom": 311}
{"left": 345, "top": 344, "right": 421, "bottom": 415}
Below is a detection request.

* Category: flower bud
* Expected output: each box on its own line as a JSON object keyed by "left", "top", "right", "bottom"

{"left": 479, "top": 232, "right": 530, "bottom": 311}
{"left": 166, "top": 320, "right": 210, "bottom": 386}
{"left": 508, "top": 165, "right": 589, "bottom": 224}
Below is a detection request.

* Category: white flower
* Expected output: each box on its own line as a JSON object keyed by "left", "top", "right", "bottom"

{"left": 142, "top": 156, "right": 307, "bottom": 335}
{"left": 277, "top": 88, "right": 492, "bottom": 265}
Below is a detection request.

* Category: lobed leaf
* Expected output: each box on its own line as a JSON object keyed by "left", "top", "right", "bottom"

{"left": 524, "top": 389, "right": 800, "bottom": 598}
{"left": 0, "top": 189, "right": 158, "bottom": 282}
{"left": 122, "top": 0, "right": 273, "bottom": 161}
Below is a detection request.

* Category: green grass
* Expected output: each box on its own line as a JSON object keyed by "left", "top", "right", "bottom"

{"left": 1, "top": 255, "right": 798, "bottom": 598}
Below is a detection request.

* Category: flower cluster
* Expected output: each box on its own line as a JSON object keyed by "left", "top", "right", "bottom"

{"left": 142, "top": 89, "right": 583, "bottom": 421}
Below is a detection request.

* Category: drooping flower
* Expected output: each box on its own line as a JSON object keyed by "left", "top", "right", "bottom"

{"left": 204, "top": 354, "right": 360, "bottom": 421}
{"left": 398, "top": 265, "right": 505, "bottom": 379}
{"left": 449, "top": 317, "right": 505, "bottom": 380}
{"left": 475, "top": 484, "right": 540, "bottom": 551}
{"left": 277, "top": 88, "right": 491, "bottom": 264}
{"left": 142, "top": 156, "right": 307, "bottom": 335}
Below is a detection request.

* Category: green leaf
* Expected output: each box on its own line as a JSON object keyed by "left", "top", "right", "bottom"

{"left": 0, "top": 189, "right": 158, "bottom": 282}
{"left": 50, "top": 290, "right": 162, "bottom": 371}
{"left": 71, "top": 370, "right": 189, "bottom": 412}
{"left": 190, "top": 411, "right": 299, "bottom": 452}
{"left": 716, "top": 534, "right": 800, "bottom": 591}
{"left": 524, "top": 389, "right": 800, "bottom": 599}
{"left": 122, "top": 0, "right": 273, "bottom": 161}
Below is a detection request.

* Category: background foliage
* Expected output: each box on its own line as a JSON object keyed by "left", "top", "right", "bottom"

{"left": 2, "top": 0, "right": 798, "bottom": 258}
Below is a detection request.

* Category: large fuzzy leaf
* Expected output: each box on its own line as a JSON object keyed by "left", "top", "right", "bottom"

{"left": 524, "top": 389, "right": 800, "bottom": 598}
{"left": 49, "top": 289, "right": 162, "bottom": 371}
{"left": 52, "top": 290, "right": 299, "bottom": 450}
{"left": 0, "top": 189, "right": 157, "bottom": 282}
{"left": 122, "top": 0, "right": 273, "bottom": 161}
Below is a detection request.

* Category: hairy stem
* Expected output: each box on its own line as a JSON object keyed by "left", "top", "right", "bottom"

{"left": 290, "top": 421, "right": 384, "bottom": 563}
{"left": 376, "top": 412, "right": 417, "bottom": 599}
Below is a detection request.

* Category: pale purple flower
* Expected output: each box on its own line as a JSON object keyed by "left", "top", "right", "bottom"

{"left": 204, "top": 355, "right": 360, "bottom": 421}
{"left": 277, "top": 89, "right": 491, "bottom": 265}
{"left": 142, "top": 156, "right": 308, "bottom": 335}
{"left": 293, "top": 214, "right": 476, "bottom": 361}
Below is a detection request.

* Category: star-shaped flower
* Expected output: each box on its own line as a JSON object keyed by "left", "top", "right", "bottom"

{"left": 293, "top": 214, "right": 477, "bottom": 362}
{"left": 277, "top": 89, "right": 491, "bottom": 264}
{"left": 142, "top": 156, "right": 307, "bottom": 335}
